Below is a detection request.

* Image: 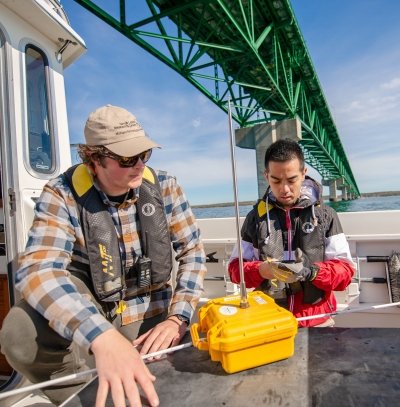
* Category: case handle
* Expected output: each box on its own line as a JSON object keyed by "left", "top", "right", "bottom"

{"left": 190, "top": 323, "right": 209, "bottom": 351}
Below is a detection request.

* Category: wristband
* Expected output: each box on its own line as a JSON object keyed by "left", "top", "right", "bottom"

{"left": 169, "top": 314, "right": 189, "bottom": 326}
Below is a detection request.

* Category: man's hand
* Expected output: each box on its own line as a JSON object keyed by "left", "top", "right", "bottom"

{"left": 133, "top": 318, "right": 187, "bottom": 359}
{"left": 91, "top": 329, "right": 159, "bottom": 407}
{"left": 259, "top": 249, "right": 319, "bottom": 284}
{"left": 268, "top": 261, "right": 319, "bottom": 283}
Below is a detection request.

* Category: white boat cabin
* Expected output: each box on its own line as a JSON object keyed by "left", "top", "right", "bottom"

{"left": 0, "top": 0, "right": 85, "bottom": 390}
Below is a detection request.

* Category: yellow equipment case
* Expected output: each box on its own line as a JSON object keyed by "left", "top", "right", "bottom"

{"left": 190, "top": 291, "right": 298, "bottom": 373}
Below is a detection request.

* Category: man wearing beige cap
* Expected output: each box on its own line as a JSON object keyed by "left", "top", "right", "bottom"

{"left": 0, "top": 105, "right": 206, "bottom": 406}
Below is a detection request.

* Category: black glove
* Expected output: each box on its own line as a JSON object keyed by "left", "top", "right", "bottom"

{"left": 270, "top": 261, "right": 319, "bottom": 282}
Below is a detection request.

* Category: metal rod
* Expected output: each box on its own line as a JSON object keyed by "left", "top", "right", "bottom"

{"left": 0, "top": 342, "right": 193, "bottom": 400}
{"left": 0, "top": 369, "right": 96, "bottom": 400}
{"left": 353, "top": 255, "right": 393, "bottom": 302}
{"left": 141, "top": 342, "right": 192, "bottom": 360}
{"left": 227, "top": 98, "right": 248, "bottom": 309}
{"left": 296, "top": 301, "right": 400, "bottom": 322}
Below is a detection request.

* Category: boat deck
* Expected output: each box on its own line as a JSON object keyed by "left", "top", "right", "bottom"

{"left": 61, "top": 328, "right": 400, "bottom": 407}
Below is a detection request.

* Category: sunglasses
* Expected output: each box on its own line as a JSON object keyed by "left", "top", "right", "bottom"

{"left": 102, "top": 149, "right": 152, "bottom": 168}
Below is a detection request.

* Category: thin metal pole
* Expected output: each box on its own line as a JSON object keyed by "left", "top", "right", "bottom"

{"left": 227, "top": 99, "right": 249, "bottom": 309}
{"left": 296, "top": 301, "right": 400, "bottom": 322}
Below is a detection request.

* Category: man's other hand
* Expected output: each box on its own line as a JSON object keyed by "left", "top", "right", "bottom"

{"left": 91, "top": 329, "right": 159, "bottom": 407}
{"left": 133, "top": 317, "right": 187, "bottom": 360}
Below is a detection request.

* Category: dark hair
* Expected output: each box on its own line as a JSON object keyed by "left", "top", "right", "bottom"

{"left": 264, "top": 138, "right": 305, "bottom": 171}
{"left": 77, "top": 144, "right": 109, "bottom": 169}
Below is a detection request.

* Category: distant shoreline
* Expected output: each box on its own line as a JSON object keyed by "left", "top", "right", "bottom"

{"left": 192, "top": 191, "right": 400, "bottom": 209}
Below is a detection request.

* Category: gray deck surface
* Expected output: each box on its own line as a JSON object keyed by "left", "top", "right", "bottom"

{"left": 61, "top": 328, "right": 400, "bottom": 407}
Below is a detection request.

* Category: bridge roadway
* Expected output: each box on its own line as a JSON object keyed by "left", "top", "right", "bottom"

{"left": 62, "top": 328, "right": 399, "bottom": 406}
{"left": 72, "top": 0, "right": 360, "bottom": 198}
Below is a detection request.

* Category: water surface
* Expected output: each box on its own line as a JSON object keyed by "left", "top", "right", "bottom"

{"left": 192, "top": 195, "right": 400, "bottom": 219}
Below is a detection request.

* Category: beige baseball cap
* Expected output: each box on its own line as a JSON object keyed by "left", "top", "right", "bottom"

{"left": 84, "top": 105, "right": 160, "bottom": 156}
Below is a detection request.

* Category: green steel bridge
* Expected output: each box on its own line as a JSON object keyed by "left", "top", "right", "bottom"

{"left": 72, "top": 0, "right": 360, "bottom": 198}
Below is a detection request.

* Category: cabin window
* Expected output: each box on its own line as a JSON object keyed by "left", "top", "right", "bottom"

{"left": 25, "top": 45, "right": 54, "bottom": 174}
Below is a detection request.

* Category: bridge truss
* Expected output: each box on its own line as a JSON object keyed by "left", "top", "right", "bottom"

{"left": 71, "top": 0, "right": 360, "bottom": 197}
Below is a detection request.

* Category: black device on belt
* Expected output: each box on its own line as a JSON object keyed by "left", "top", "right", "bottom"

{"left": 134, "top": 255, "right": 152, "bottom": 288}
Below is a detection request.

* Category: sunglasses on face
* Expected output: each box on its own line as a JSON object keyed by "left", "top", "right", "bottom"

{"left": 102, "top": 149, "right": 152, "bottom": 168}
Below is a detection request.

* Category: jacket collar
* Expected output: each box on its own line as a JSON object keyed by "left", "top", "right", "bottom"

{"left": 265, "top": 175, "right": 322, "bottom": 209}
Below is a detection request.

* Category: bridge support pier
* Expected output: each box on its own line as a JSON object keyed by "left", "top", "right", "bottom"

{"left": 323, "top": 179, "right": 339, "bottom": 202}
{"left": 337, "top": 177, "right": 349, "bottom": 201}
{"left": 322, "top": 177, "right": 350, "bottom": 201}
{"left": 235, "top": 118, "right": 302, "bottom": 198}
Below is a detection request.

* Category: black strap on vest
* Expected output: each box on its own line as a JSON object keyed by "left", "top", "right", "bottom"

{"left": 64, "top": 164, "right": 124, "bottom": 301}
{"left": 135, "top": 168, "right": 172, "bottom": 285}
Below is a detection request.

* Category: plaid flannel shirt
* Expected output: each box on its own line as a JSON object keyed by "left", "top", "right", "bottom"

{"left": 15, "top": 168, "right": 206, "bottom": 352}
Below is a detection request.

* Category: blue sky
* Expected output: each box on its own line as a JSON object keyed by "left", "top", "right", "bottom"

{"left": 61, "top": 0, "right": 400, "bottom": 205}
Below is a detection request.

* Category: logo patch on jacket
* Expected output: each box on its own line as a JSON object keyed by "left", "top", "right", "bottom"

{"left": 302, "top": 222, "right": 315, "bottom": 234}
{"left": 142, "top": 203, "right": 156, "bottom": 216}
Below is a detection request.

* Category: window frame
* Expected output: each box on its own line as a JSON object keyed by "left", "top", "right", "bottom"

{"left": 24, "top": 43, "right": 57, "bottom": 177}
